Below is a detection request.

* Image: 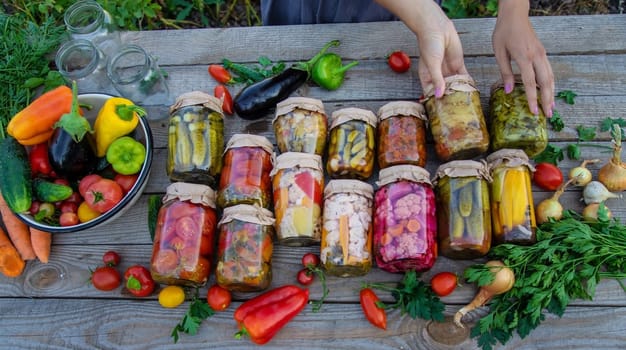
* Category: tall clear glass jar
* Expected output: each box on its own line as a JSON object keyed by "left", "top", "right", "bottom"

{"left": 217, "top": 134, "right": 274, "bottom": 210}
{"left": 486, "top": 149, "right": 537, "bottom": 245}
{"left": 377, "top": 101, "right": 428, "bottom": 169}
{"left": 167, "top": 91, "right": 224, "bottom": 186}
{"left": 54, "top": 39, "right": 114, "bottom": 95}
{"left": 215, "top": 204, "right": 275, "bottom": 292}
{"left": 422, "top": 74, "right": 490, "bottom": 162}
{"left": 273, "top": 97, "right": 328, "bottom": 156}
{"left": 271, "top": 152, "right": 324, "bottom": 246}
{"left": 321, "top": 179, "right": 374, "bottom": 277}
{"left": 373, "top": 165, "right": 438, "bottom": 273}
{"left": 63, "top": 0, "right": 121, "bottom": 59}
{"left": 433, "top": 160, "right": 492, "bottom": 259}
{"left": 150, "top": 183, "right": 217, "bottom": 287}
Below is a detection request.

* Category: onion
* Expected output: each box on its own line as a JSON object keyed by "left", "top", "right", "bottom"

{"left": 536, "top": 178, "right": 575, "bottom": 224}
{"left": 582, "top": 202, "right": 613, "bottom": 221}
{"left": 598, "top": 124, "right": 626, "bottom": 191}
{"left": 582, "top": 181, "right": 620, "bottom": 205}
{"left": 569, "top": 159, "right": 599, "bottom": 186}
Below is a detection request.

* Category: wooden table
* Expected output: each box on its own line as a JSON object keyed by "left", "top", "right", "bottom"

{"left": 1, "top": 14, "right": 626, "bottom": 349}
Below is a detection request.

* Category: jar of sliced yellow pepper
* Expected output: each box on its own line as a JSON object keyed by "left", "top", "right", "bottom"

{"left": 273, "top": 97, "right": 328, "bottom": 156}
{"left": 486, "top": 148, "right": 536, "bottom": 245}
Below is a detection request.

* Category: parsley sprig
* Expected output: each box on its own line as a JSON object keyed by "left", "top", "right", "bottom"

{"left": 464, "top": 207, "right": 626, "bottom": 350}
{"left": 364, "top": 270, "right": 445, "bottom": 321}
{"left": 171, "top": 288, "right": 214, "bottom": 343}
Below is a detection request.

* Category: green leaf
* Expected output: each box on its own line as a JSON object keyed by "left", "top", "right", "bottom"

{"left": 549, "top": 110, "right": 565, "bottom": 131}
{"left": 533, "top": 144, "right": 564, "bottom": 165}
{"left": 566, "top": 144, "right": 581, "bottom": 160}
{"left": 600, "top": 117, "right": 626, "bottom": 132}
{"left": 556, "top": 90, "right": 577, "bottom": 104}
{"left": 576, "top": 125, "right": 596, "bottom": 141}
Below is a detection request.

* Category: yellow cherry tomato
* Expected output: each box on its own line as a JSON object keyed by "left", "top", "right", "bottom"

{"left": 77, "top": 201, "right": 101, "bottom": 223}
{"left": 158, "top": 285, "right": 185, "bottom": 308}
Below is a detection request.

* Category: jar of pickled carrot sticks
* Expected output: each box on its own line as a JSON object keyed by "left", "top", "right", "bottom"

{"left": 377, "top": 101, "right": 428, "bottom": 169}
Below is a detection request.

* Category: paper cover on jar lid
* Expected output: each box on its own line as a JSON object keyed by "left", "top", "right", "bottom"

{"left": 274, "top": 97, "right": 326, "bottom": 122}
{"left": 330, "top": 107, "right": 377, "bottom": 128}
{"left": 324, "top": 179, "right": 374, "bottom": 200}
{"left": 377, "top": 164, "right": 432, "bottom": 187}
{"left": 226, "top": 134, "right": 274, "bottom": 155}
{"left": 421, "top": 74, "right": 478, "bottom": 101}
{"left": 163, "top": 182, "right": 216, "bottom": 208}
{"left": 377, "top": 101, "right": 426, "bottom": 121}
{"left": 218, "top": 204, "right": 275, "bottom": 226}
{"left": 433, "top": 160, "right": 492, "bottom": 183}
{"left": 170, "top": 91, "right": 223, "bottom": 115}
{"left": 486, "top": 149, "right": 536, "bottom": 172}
{"left": 270, "top": 152, "right": 323, "bottom": 176}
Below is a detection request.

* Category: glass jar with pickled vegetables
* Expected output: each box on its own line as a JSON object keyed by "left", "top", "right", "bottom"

{"left": 326, "top": 107, "right": 377, "bottom": 180}
{"left": 215, "top": 204, "right": 275, "bottom": 292}
{"left": 486, "top": 149, "right": 536, "bottom": 245}
{"left": 377, "top": 101, "right": 428, "bottom": 169}
{"left": 422, "top": 74, "right": 490, "bottom": 162}
{"left": 373, "top": 165, "right": 437, "bottom": 272}
{"left": 217, "top": 134, "right": 274, "bottom": 210}
{"left": 150, "top": 182, "right": 217, "bottom": 287}
{"left": 167, "top": 91, "right": 224, "bottom": 187}
{"left": 271, "top": 152, "right": 324, "bottom": 246}
{"left": 273, "top": 97, "right": 328, "bottom": 156}
{"left": 489, "top": 76, "right": 548, "bottom": 158}
{"left": 321, "top": 179, "right": 374, "bottom": 277}
{"left": 433, "top": 160, "right": 492, "bottom": 259}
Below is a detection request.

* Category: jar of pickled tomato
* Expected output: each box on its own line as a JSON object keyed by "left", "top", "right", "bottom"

{"left": 273, "top": 97, "right": 328, "bottom": 156}
{"left": 150, "top": 182, "right": 217, "bottom": 287}
{"left": 326, "top": 107, "right": 377, "bottom": 180}
{"left": 373, "top": 165, "right": 437, "bottom": 272}
{"left": 433, "top": 160, "right": 492, "bottom": 259}
{"left": 422, "top": 74, "right": 490, "bottom": 162}
{"left": 321, "top": 179, "right": 374, "bottom": 277}
{"left": 217, "top": 134, "right": 274, "bottom": 210}
{"left": 486, "top": 148, "right": 536, "bottom": 245}
{"left": 377, "top": 101, "right": 428, "bottom": 169}
{"left": 271, "top": 152, "right": 324, "bottom": 246}
{"left": 167, "top": 91, "right": 224, "bottom": 187}
{"left": 215, "top": 204, "right": 275, "bottom": 292}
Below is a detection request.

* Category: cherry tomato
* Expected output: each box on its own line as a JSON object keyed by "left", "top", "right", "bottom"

{"left": 360, "top": 288, "right": 387, "bottom": 330}
{"left": 114, "top": 173, "right": 138, "bottom": 194}
{"left": 301, "top": 253, "right": 320, "bottom": 268}
{"left": 430, "top": 271, "right": 458, "bottom": 297}
{"left": 214, "top": 84, "right": 234, "bottom": 115}
{"left": 387, "top": 50, "right": 411, "bottom": 73}
{"left": 91, "top": 266, "right": 121, "bottom": 291}
{"left": 207, "top": 284, "right": 232, "bottom": 311}
{"left": 84, "top": 178, "right": 124, "bottom": 213}
{"left": 65, "top": 192, "right": 83, "bottom": 203}
{"left": 296, "top": 268, "right": 314, "bottom": 286}
{"left": 28, "top": 201, "right": 41, "bottom": 215}
{"left": 208, "top": 64, "right": 233, "bottom": 84}
{"left": 79, "top": 174, "right": 103, "bottom": 198}
{"left": 103, "top": 250, "right": 121, "bottom": 267}
{"left": 533, "top": 162, "right": 564, "bottom": 191}
{"left": 152, "top": 248, "right": 179, "bottom": 275}
{"left": 53, "top": 178, "right": 70, "bottom": 186}
{"left": 59, "top": 212, "right": 79, "bottom": 226}
{"left": 159, "top": 285, "right": 186, "bottom": 308}
{"left": 77, "top": 201, "right": 101, "bottom": 223}
{"left": 59, "top": 201, "right": 78, "bottom": 213}
{"left": 179, "top": 256, "right": 211, "bottom": 283}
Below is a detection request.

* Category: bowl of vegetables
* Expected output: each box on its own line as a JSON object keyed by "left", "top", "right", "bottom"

{"left": 11, "top": 89, "right": 153, "bottom": 233}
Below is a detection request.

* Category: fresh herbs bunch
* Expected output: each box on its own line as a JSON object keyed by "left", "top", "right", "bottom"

{"left": 171, "top": 287, "right": 214, "bottom": 343}
{"left": 464, "top": 207, "right": 626, "bottom": 350}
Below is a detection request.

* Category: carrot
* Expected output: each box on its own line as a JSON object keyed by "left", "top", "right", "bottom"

{"left": 29, "top": 227, "right": 52, "bottom": 264}
{"left": 0, "top": 191, "right": 36, "bottom": 260}
{"left": 0, "top": 225, "right": 26, "bottom": 277}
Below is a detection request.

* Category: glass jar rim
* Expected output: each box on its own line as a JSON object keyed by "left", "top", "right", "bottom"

{"left": 106, "top": 44, "right": 151, "bottom": 85}
{"left": 55, "top": 39, "right": 100, "bottom": 79}
{"left": 64, "top": 0, "right": 106, "bottom": 35}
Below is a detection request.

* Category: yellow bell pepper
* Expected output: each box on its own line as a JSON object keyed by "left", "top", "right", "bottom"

{"left": 94, "top": 97, "right": 146, "bottom": 157}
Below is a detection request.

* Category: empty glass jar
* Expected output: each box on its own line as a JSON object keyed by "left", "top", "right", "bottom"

{"left": 63, "top": 0, "right": 121, "bottom": 59}
{"left": 55, "top": 39, "right": 114, "bottom": 94}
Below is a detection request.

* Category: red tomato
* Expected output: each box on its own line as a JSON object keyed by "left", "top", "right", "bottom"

{"left": 59, "top": 212, "right": 79, "bottom": 226}
{"left": 29, "top": 142, "right": 52, "bottom": 176}
{"left": 533, "top": 162, "right": 563, "bottom": 191}
{"left": 91, "top": 266, "right": 121, "bottom": 291}
{"left": 207, "top": 284, "right": 232, "bottom": 311}
{"left": 59, "top": 201, "right": 78, "bottom": 213}
{"left": 79, "top": 174, "right": 103, "bottom": 198}
{"left": 28, "top": 201, "right": 41, "bottom": 215}
{"left": 296, "top": 268, "right": 314, "bottom": 286}
{"left": 84, "top": 178, "right": 124, "bottom": 213}
{"left": 179, "top": 256, "right": 211, "bottom": 283}
{"left": 388, "top": 50, "right": 411, "bottom": 73}
{"left": 65, "top": 192, "right": 83, "bottom": 203}
{"left": 360, "top": 288, "right": 387, "bottom": 330}
{"left": 301, "top": 253, "right": 320, "bottom": 268}
{"left": 208, "top": 64, "right": 233, "bottom": 84}
{"left": 103, "top": 251, "right": 121, "bottom": 267}
{"left": 152, "top": 248, "right": 179, "bottom": 274}
{"left": 430, "top": 271, "right": 458, "bottom": 297}
{"left": 53, "top": 178, "right": 70, "bottom": 186}
{"left": 214, "top": 84, "right": 234, "bottom": 115}
{"left": 114, "top": 173, "right": 138, "bottom": 194}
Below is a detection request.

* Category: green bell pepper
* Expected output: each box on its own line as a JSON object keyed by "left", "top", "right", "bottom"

{"left": 106, "top": 136, "right": 146, "bottom": 175}
{"left": 311, "top": 53, "right": 359, "bottom": 91}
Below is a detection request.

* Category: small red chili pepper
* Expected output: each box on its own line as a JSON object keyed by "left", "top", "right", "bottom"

{"left": 29, "top": 142, "right": 52, "bottom": 176}
{"left": 124, "top": 265, "right": 155, "bottom": 297}
{"left": 208, "top": 64, "right": 233, "bottom": 84}
{"left": 214, "top": 84, "right": 234, "bottom": 115}
{"left": 360, "top": 288, "right": 387, "bottom": 330}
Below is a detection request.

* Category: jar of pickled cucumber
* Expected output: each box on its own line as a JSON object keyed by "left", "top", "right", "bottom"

{"left": 373, "top": 165, "right": 437, "bottom": 272}
{"left": 217, "top": 134, "right": 274, "bottom": 210}
{"left": 433, "top": 160, "right": 492, "bottom": 259}
{"left": 271, "top": 152, "right": 324, "bottom": 246}
{"left": 167, "top": 91, "right": 224, "bottom": 187}
{"left": 273, "top": 97, "right": 328, "bottom": 156}
{"left": 489, "top": 76, "right": 548, "bottom": 158}
{"left": 215, "top": 204, "right": 275, "bottom": 292}
{"left": 321, "top": 179, "right": 374, "bottom": 277}
{"left": 150, "top": 182, "right": 217, "bottom": 287}
{"left": 486, "top": 149, "right": 536, "bottom": 245}
{"left": 377, "top": 101, "right": 428, "bottom": 169}
{"left": 422, "top": 74, "right": 490, "bottom": 162}
{"left": 326, "top": 107, "right": 377, "bottom": 180}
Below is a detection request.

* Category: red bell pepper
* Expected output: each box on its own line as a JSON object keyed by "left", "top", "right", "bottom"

{"left": 234, "top": 285, "right": 309, "bottom": 345}
{"left": 294, "top": 172, "right": 322, "bottom": 205}
{"left": 124, "top": 265, "right": 155, "bottom": 297}
{"left": 29, "top": 142, "right": 52, "bottom": 176}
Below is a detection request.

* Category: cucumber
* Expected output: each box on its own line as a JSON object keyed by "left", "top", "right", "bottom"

{"left": 147, "top": 194, "right": 163, "bottom": 242}
{"left": 0, "top": 137, "right": 32, "bottom": 213}
{"left": 33, "top": 178, "right": 73, "bottom": 202}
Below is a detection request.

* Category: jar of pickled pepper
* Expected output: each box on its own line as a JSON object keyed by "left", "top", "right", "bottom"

{"left": 486, "top": 149, "right": 536, "bottom": 245}
{"left": 326, "top": 107, "right": 377, "bottom": 180}
{"left": 489, "top": 76, "right": 548, "bottom": 158}
{"left": 150, "top": 182, "right": 217, "bottom": 287}
{"left": 433, "top": 160, "right": 492, "bottom": 259}
{"left": 377, "top": 101, "right": 428, "bottom": 169}
{"left": 215, "top": 204, "right": 275, "bottom": 292}
{"left": 271, "top": 152, "right": 324, "bottom": 246}
{"left": 217, "top": 134, "right": 274, "bottom": 210}
{"left": 422, "top": 74, "right": 490, "bottom": 162}
{"left": 321, "top": 179, "right": 374, "bottom": 277}
{"left": 167, "top": 91, "right": 224, "bottom": 187}
{"left": 273, "top": 97, "right": 328, "bottom": 156}
{"left": 373, "top": 165, "right": 437, "bottom": 273}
